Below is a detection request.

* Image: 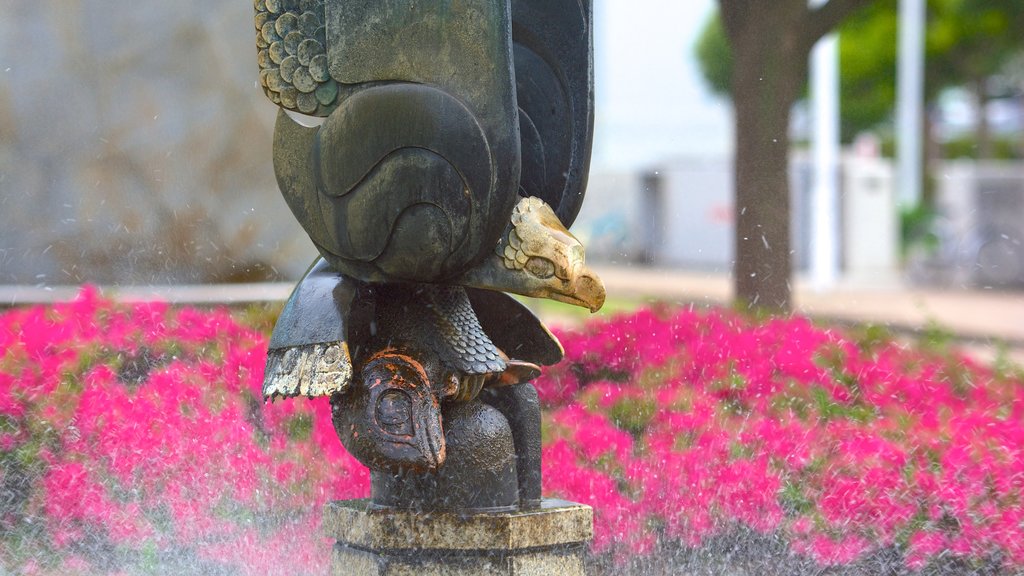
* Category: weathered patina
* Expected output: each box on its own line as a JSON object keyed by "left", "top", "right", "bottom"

{"left": 255, "top": 0, "right": 599, "bottom": 514}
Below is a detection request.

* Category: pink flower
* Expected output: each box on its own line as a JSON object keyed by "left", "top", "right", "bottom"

{"left": 4, "top": 290, "right": 1024, "bottom": 573}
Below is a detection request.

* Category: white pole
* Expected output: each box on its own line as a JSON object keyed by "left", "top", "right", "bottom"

{"left": 897, "top": 0, "right": 925, "bottom": 208}
{"left": 809, "top": 0, "right": 841, "bottom": 291}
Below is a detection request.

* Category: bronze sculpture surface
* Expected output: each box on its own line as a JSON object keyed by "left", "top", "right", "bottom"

{"left": 256, "top": 0, "right": 602, "bottom": 513}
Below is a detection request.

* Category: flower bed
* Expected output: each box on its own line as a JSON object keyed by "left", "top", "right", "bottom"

{"left": 0, "top": 288, "right": 364, "bottom": 574}
{"left": 538, "top": 306, "right": 1024, "bottom": 573}
{"left": 1, "top": 290, "right": 1022, "bottom": 573}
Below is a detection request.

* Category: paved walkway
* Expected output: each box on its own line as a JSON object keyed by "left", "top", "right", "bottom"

{"left": 594, "top": 266, "right": 1024, "bottom": 343}
{"left": 0, "top": 283, "right": 295, "bottom": 307}
{"left": 592, "top": 265, "right": 1024, "bottom": 363}
{"left": 3, "top": 267, "right": 1021, "bottom": 359}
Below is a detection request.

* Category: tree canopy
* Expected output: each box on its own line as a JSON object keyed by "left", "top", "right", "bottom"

{"left": 696, "top": 0, "right": 1024, "bottom": 143}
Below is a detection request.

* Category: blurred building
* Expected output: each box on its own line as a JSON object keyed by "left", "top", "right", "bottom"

{"left": 932, "top": 161, "right": 1024, "bottom": 288}
{"left": 581, "top": 154, "right": 903, "bottom": 285}
{"left": 580, "top": 154, "right": 1024, "bottom": 289}
{"left": 3, "top": 1, "right": 1020, "bottom": 291}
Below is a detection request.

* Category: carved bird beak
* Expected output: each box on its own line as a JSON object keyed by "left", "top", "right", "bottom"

{"left": 414, "top": 404, "right": 445, "bottom": 469}
{"left": 335, "top": 352, "right": 449, "bottom": 472}
{"left": 547, "top": 267, "right": 605, "bottom": 313}
{"left": 457, "top": 197, "right": 607, "bottom": 313}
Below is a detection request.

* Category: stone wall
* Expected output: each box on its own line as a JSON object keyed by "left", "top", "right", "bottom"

{"left": 0, "top": 0, "right": 317, "bottom": 284}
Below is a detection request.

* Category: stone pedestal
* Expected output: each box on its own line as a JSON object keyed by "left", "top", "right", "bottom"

{"left": 324, "top": 499, "right": 593, "bottom": 575}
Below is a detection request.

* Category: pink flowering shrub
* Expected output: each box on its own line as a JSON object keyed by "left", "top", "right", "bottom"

{"left": 0, "top": 287, "right": 367, "bottom": 574}
{"left": 536, "top": 306, "right": 1024, "bottom": 571}
{"left": 3, "top": 291, "right": 1023, "bottom": 573}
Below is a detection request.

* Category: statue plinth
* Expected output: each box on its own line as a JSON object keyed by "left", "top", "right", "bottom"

{"left": 325, "top": 499, "right": 593, "bottom": 575}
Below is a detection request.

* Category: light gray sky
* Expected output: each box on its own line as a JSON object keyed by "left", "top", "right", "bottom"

{"left": 592, "top": 0, "right": 733, "bottom": 171}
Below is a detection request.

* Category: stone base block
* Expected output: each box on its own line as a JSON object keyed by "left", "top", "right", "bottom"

{"left": 324, "top": 499, "right": 593, "bottom": 576}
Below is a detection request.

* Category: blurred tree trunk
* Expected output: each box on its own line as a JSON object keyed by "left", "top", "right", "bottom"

{"left": 972, "top": 77, "right": 992, "bottom": 159}
{"left": 1020, "top": 93, "right": 1024, "bottom": 159}
{"left": 719, "top": 0, "right": 869, "bottom": 313}
{"left": 924, "top": 106, "right": 939, "bottom": 207}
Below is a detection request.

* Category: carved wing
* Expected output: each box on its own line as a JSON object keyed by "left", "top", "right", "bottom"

{"left": 512, "top": 0, "right": 595, "bottom": 228}
{"left": 255, "top": 0, "right": 337, "bottom": 116}
{"left": 263, "top": 259, "right": 359, "bottom": 399}
{"left": 466, "top": 288, "right": 564, "bottom": 366}
{"left": 260, "top": 0, "right": 523, "bottom": 284}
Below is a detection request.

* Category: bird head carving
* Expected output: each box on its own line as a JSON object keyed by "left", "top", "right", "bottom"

{"left": 458, "top": 197, "right": 605, "bottom": 312}
{"left": 334, "top": 351, "right": 446, "bottom": 472}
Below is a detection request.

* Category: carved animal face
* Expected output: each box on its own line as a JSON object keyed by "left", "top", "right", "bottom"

{"left": 333, "top": 352, "right": 446, "bottom": 472}
{"left": 459, "top": 197, "right": 605, "bottom": 312}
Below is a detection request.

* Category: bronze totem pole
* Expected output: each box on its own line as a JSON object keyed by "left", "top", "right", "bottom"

{"left": 255, "top": 0, "right": 601, "bottom": 548}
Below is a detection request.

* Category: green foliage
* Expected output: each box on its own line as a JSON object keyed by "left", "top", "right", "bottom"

{"left": 609, "top": 397, "right": 658, "bottom": 437}
{"left": 842, "top": 0, "right": 1024, "bottom": 143}
{"left": 695, "top": 1, "right": 1024, "bottom": 144}
{"left": 884, "top": 127, "right": 1024, "bottom": 160}
{"left": 927, "top": 0, "right": 1024, "bottom": 86}
{"left": 992, "top": 343, "right": 1024, "bottom": 381}
{"left": 851, "top": 323, "right": 895, "bottom": 355}
{"left": 810, "top": 385, "right": 877, "bottom": 423}
{"left": 695, "top": 3, "right": 901, "bottom": 141}
{"left": 920, "top": 320, "right": 955, "bottom": 352}
{"left": 694, "top": 11, "right": 733, "bottom": 96}
{"left": 285, "top": 413, "right": 314, "bottom": 441}
{"left": 943, "top": 134, "right": 1021, "bottom": 159}
{"left": 838, "top": 0, "right": 899, "bottom": 139}
{"left": 900, "top": 203, "right": 939, "bottom": 254}
{"left": 234, "top": 302, "right": 284, "bottom": 334}
{"left": 779, "top": 479, "right": 815, "bottom": 515}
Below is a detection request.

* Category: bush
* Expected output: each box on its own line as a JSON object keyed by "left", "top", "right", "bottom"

{"left": 0, "top": 288, "right": 366, "bottom": 574}
{"left": 535, "top": 306, "right": 1024, "bottom": 572}
{"left": 3, "top": 291, "right": 1023, "bottom": 573}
